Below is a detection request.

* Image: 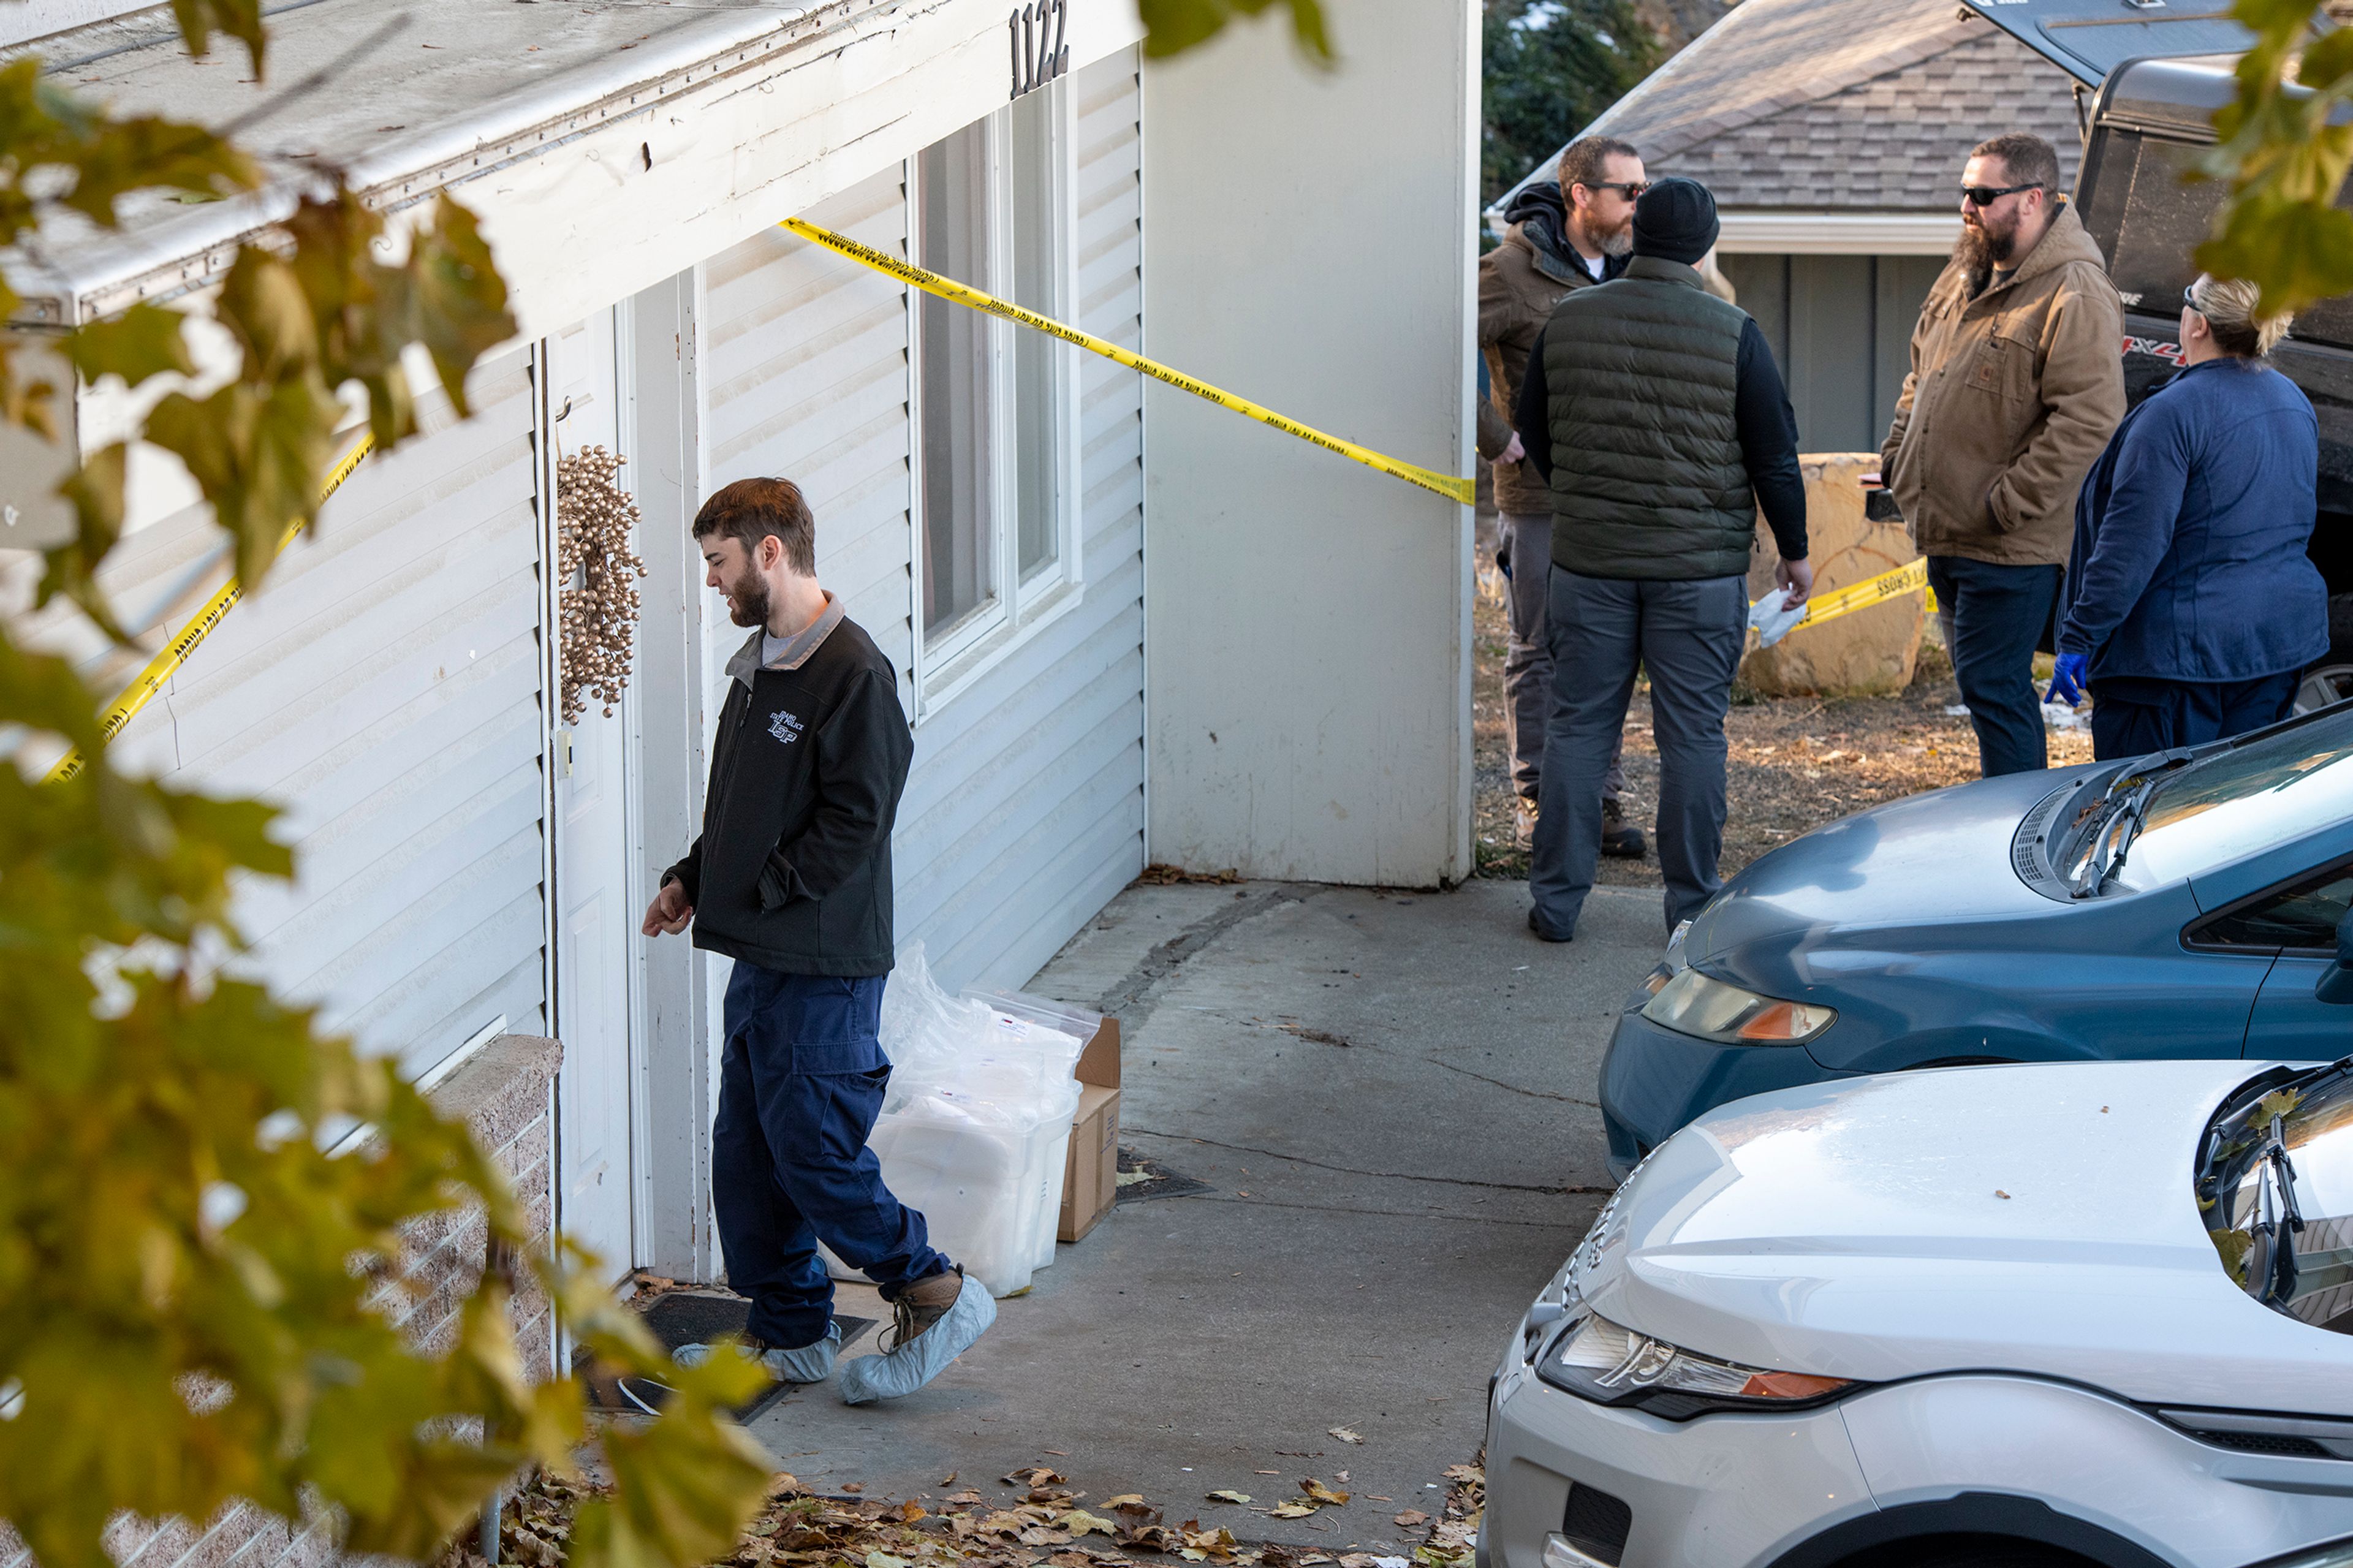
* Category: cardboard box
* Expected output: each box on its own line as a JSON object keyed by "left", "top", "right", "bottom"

{"left": 1058, "top": 1017, "right": 1121, "bottom": 1243}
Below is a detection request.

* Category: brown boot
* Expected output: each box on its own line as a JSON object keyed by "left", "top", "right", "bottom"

{"left": 884, "top": 1267, "right": 968, "bottom": 1351}
{"left": 1600, "top": 798, "right": 1647, "bottom": 859}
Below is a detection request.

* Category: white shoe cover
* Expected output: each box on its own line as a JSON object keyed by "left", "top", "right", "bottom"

{"left": 838, "top": 1273, "right": 997, "bottom": 1405}
{"left": 674, "top": 1319, "right": 841, "bottom": 1384}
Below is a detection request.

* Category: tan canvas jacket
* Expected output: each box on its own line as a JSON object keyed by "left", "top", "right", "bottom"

{"left": 1880, "top": 202, "right": 2126, "bottom": 567}
{"left": 1479, "top": 224, "right": 1607, "bottom": 517}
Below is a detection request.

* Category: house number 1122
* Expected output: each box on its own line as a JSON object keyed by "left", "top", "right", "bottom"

{"left": 1010, "top": 0, "right": 1069, "bottom": 99}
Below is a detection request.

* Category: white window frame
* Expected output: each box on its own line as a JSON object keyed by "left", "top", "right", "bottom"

{"left": 907, "top": 79, "right": 1083, "bottom": 719}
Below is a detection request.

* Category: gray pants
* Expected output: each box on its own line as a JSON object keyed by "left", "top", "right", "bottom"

{"left": 1530, "top": 567, "right": 1748, "bottom": 937}
{"left": 1502, "top": 513, "right": 1624, "bottom": 807}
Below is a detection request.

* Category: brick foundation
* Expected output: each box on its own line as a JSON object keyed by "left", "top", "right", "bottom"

{"left": 0, "top": 1034, "right": 564, "bottom": 1568}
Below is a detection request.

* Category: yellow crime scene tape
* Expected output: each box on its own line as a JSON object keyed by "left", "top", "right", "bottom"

{"left": 780, "top": 217, "right": 1477, "bottom": 508}
{"left": 43, "top": 431, "right": 377, "bottom": 785}
{"left": 1776, "top": 555, "right": 1939, "bottom": 637}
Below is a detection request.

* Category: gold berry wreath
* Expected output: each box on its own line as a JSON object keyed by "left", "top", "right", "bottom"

{"left": 555, "top": 445, "right": 648, "bottom": 725}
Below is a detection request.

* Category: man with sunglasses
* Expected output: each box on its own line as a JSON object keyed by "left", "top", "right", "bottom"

{"left": 1478, "top": 136, "right": 1650, "bottom": 860}
{"left": 1878, "top": 132, "right": 2124, "bottom": 777}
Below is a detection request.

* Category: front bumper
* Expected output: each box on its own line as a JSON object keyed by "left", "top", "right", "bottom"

{"left": 1596, "top": 1010, "right": 1846, "bottom": 1181}
{"left": 1485, "top": 1339, "right": 1873, "bottom": 1568}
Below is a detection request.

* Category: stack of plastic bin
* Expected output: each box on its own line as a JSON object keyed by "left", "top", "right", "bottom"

{"left": 818, "top": 946, "right": 1093, "bottom": 1297}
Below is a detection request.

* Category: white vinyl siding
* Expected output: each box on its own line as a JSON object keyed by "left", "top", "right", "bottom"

{"left": 701, "top": 170, "right": 915, "bottom": 722}
{"left": 29, "top": 353, "right": 549, "bottom": 1080}
{"left": 896, "top": 48, "right": 1145, "bottom": 990}
{"left": 691, "top": 50, "right": 1143, "bottom": 994}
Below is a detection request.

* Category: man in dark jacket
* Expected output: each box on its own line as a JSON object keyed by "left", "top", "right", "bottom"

{"left": 643, "top": 476, "right": 994, "bottom": 1405}
{"left": 1514, "top": 178, "right": 1811, "bottom": 940}
{"left": 1477, "top": 136, "right": 1646, "bottom": 858}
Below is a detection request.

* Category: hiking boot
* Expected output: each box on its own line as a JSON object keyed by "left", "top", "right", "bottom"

{"left": 1599, "top": 798, "right": 1646, "bottom": 860}
{"left": 673, "top": 1320, "right": 840, "bottom": 1385}
{"left": 838, "top": 1267, "right": 996, "bottom": 1406}
{"left": 1513, "top": 801, "right": 1538, "bottom": 850}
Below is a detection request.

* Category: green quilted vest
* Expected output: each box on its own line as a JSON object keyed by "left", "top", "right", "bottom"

{"left": 1543, "top": 256, "right": 1756, "bottom": 581}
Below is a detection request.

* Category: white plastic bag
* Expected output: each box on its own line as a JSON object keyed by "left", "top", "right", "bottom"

{"left": 1748, "top": 589, "right": 1808, "bottom": 649}
{"left": 816, "top": 947, "right": 1094, "bottom": 1297}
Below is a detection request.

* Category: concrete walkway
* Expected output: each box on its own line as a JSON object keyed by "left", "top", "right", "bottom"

{"left": 749, "top": 879, "right": 1666, "bottom": 1550}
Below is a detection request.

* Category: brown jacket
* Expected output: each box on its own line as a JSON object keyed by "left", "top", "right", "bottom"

{"left": 1880, "top": 202, "right": 2126, "bottom": 567}
{"left": 1478, "top": 224, "right": 1613, "bottom": 516}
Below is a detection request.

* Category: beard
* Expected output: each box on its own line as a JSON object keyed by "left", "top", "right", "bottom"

{"left": 1598, "top": 221, "right": 1634, "bottom": 259}
{"left": 1955, "top": 213, "right": 2017, "bottom": 292}
{"left": 724, "top": 562, "right": 771, "bottom": 629}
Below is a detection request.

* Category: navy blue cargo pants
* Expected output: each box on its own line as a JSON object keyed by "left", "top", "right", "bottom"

{"left": 711, "top": 962, "right": 950, "bottom": 1349}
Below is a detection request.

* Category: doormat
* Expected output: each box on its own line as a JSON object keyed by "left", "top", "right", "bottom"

{"left": 580, "top": 1292, "right": 873, "bottom": 1421}
{"left": 1114, "top": 1146, "right": 1213, "bottom": 1203}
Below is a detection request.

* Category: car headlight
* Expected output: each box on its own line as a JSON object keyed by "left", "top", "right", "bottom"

{"left": 1536, "top": 1311, "right": 1859, "bottom": 1419}
{"left": 1640, "top": 967, "right": 1835, "bottom": 1045}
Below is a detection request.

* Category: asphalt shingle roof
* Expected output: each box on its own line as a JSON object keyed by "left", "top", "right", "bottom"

{"left": 1509, "top": 0, "right": 2086, "bottom": 213}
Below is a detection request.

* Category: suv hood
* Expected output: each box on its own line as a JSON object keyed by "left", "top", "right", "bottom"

{"left": 1683, "top": 766, "right": 2100, "bottom": 961}
{"left": 1578, "top": 1060, "right": 2353, "bottom": 1412}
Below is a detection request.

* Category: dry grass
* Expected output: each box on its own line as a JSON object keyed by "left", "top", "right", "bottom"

{"left": 1471, "top": 575, "right": 2094, "bottom": 885}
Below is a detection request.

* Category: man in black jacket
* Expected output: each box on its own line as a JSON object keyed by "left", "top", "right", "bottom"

{"left": 1514, "top": 178, "right": 1813, "bottom": 942}
{"left": 643, "top": 476, "right": 994, "bottom": 1405}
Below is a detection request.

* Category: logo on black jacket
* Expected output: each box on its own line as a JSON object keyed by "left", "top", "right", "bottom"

{"left": 768, "top": 708, "right": 805, "bottom": 745}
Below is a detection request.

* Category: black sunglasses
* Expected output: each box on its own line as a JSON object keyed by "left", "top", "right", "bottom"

{"left": 1959, "top": 181, "right": 2040, "bottom": 207}
{"left": 1578, "top": 180, "right": 1647, "bottom": 200}
{"left": 2183, "top": 282, "right": 2205, "bottom": 312}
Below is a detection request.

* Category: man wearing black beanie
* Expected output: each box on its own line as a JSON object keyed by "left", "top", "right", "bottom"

{"left": 1512, "top": 175, "right": 1812, "bottom": 941}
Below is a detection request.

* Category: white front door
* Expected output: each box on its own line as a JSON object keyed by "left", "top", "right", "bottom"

{"left": 548, "top": 309, "right": 638, "bottom": 1284}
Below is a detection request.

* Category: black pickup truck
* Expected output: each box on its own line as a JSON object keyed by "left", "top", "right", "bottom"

{"left": 1961, "top": 0, "right": 2353, "bottom": 706}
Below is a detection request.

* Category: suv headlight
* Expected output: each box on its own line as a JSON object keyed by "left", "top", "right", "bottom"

{"left": 1536, "top": 1311, "right": 1858, "bottom": 1420}
{"left": 1640, "top": 968, "right": 1835, "bottom": 1045}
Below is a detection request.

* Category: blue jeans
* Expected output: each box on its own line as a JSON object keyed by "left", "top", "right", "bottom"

{"left": 1530, "top": 568, "right": 1748, "bottom": 937}
{"left": 1927, "top": 556, "right": 2061, "bottom": 778}
{"left": 711, "top": 963, "right": 949, "bottom": 1348}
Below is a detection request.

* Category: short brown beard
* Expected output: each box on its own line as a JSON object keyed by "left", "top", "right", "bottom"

{"left": 726, "top": 562, "right": 771, "bottom": 630}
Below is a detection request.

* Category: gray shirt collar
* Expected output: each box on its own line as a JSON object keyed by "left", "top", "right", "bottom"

{"left": 726, "top": 591, "right": 844, "bottom": 686}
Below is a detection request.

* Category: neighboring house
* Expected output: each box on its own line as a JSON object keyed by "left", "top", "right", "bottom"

{"left": 1491, "top": 0, "right": 2083, "bottom": 453}
{"left": 1, "top": 0, "right": 1474, "bottom": 1314}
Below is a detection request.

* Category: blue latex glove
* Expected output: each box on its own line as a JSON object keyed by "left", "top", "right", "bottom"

{"left": 2047, "top": 652, "right": 2088, "bottom": 708}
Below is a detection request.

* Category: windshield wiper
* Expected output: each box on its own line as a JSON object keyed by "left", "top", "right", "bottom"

{"left": 2069, "top": 751, "right": 2195, "bottom": 898}
{"left": 2249, "top": 1112, "right": 2306, "bottom": 1311}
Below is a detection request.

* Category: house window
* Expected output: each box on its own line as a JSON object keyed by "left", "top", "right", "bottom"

{"left": 913, "top": 82, "right": 1078, "bottom": 694}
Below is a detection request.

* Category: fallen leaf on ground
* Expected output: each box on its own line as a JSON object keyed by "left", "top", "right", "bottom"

{"left": 1269, "top": 1504, "right": 1317, "bottom": 1520}
{"left": 1328, "top": 1428, "right": 1363, "bottom": 1445}
{"left": 1254, "top": 1470, "right": 1283, "bottom": 1476}
{"left": 1007, "top": 1468, "right": 1067, "bottom": 1487}
{"left": 940, "top": 1473, "right": 958, "bottom": 1487}
{"left": 1105, "top": 1496, "right": 1146, "bottom": 1508}
{"left": 1335, "top": 1472, "right": 1349, "bottom": 1484}
{"left": 1441, "top": 1466, "right": 1483, "bottom": 1485}
{"left": 1061, "top": 1511, "right": 1120, "bottom": 1539}
{"left": 1301, "top": 1480, "right": 1351, "bottom": 1506}
{"left": 1207, "top": 1491, "right": 1253, "bottom": 1504}
{"left": 841, "top": 1483, "right": 865, "bottom": 1494}
{"left": 1393, "top": 1512, "right": 1431, "bottom": 1529}
{"left": 945, "top": 1491, "right": 983, "bottom": 1505}
{"left": 865, "top": 1554, "right": 906, "bottom": 1568}
{"left": 898, "top": 1502, "right": 926, "bottom": 1522}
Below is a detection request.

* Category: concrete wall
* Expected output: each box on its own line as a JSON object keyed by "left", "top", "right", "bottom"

{"left": 1140, "top": 0, "right": 1477, "bottom": 886}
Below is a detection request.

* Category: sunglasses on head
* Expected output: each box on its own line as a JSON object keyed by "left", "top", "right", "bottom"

{"left": 2183, "top": 282, "right": 2205, "bottom": 313}
{"left": 1959, "top": 181, "right": 2040, "bottom": 207}
{"left": 1580, "top": 180, "right": 1647, "bottom": 200}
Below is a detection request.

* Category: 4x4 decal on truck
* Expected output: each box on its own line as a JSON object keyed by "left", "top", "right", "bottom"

{"left": 2123, "top": 335, "right": 2187, "bottom": 366}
